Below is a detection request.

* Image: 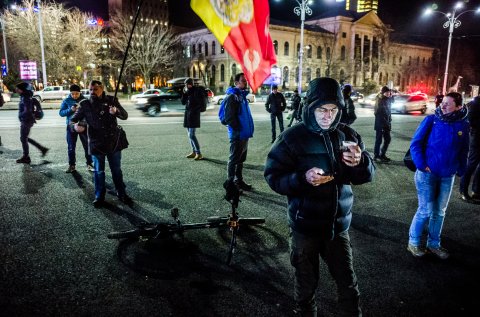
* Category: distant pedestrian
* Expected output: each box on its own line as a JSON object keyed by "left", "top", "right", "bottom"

{"left": 59, "top": 84, "right": 93, "bottom": 173}
{"left": 374, "top": 86, "right": 393, "bottom": 162}
{"left": 181, "top": 77, "right": 204, "bottom": 160}
{"left": 460, "top": 95, "right": 480, "bottom": 202}
{"left": 407, "top": 92, "right": 469, "bottom": 260}
{"left": 434, "top": 94, "right": 444, "bottom": 108}
{"left": 340, "top": 84, "right": 357, "bottom": 125}
{"left": 222, "top": 73, "right": 254, "bottom": 199}
{"left": 15, "top": 82, "right": 49, "bottom": 164}
{"left": 265, "top": 85, "right": 287, "bottom": 143}
{"left": 70, "top": 80, "right": 131, "bottom": 208}
{"left": 265, "top": 77, "right": 375, "bottom": 317}
{"left": 287, "top": 89, "right": 301, "bottom": 127}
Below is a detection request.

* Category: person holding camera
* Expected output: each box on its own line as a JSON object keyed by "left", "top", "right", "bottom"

{"left": 70, "top": 80, "right": 131, "bottom": 208}
{"left": 181, "top": 77, "right": 204, "bottom": 160}
{"left": 265, "top": 77, "right": 375, "bottom": 317}
{"left": 59, "top": 84, "right": 93, "bottom": 173}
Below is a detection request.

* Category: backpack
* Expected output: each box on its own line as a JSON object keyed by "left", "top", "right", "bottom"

{"left": 218, "top": 94, "right": 239, "bottom": 125}
{"left": 32, "top": 98, "right": 44, "bottom": 120}
{"left": 199, "top": 88, "right": 208, "bottom": 112}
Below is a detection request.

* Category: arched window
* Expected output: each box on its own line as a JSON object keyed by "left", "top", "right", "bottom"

{"left": 212, "top": 41, "right": 216, "bottom": 55}
{"left": 221, "top": 45, "right": 225, "bottom": 54}
{"left": 297, "top": 43, "right": 300, "bottom": 57}
{"left": 232, "top": 63, "right": 237, "bottom": 77}
{"left": 198, "top": 43, "right": 202, "bottom": 54}
{"left": 283, "top": 66, "right": 289, "bottom": 84}
{"left": 204, "top": 42, "right": 208, "bottom": 56}
{"left": 211, "top": 65, "right": 216, "bottom": 81}
{"left": 284, "top": 42, "right": 289, "bottom": 56}
{"left": 273, "top": 40, "right": 278, "bottom": 55}
{"left": 306, "top": 45, "right": 312, "bottom": 58}
{"left": 306, "top": 68, "right": 312, "bottom": 83}
{"left": 220, "top": 64, "right": 225, "bottom": 81}
{"left": 192, "top": 44, "right": 196, "bottom": 55}
{"left": 193, "top": 66, "right": 197, "bottom": 78}
{"left": 340, "top": 46, "right": 346, "bottom": 60}
{"left": 316, "top": 68, "right": 321, "bottom": 78}
{"left": 326, "top": 47, "right": 331, "bottom": 60}
{"left": 317, "top": 46, "right": 322, "bottom": 59}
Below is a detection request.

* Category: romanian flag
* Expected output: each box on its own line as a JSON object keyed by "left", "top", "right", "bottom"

{"left": 191, "top": 0, "right": 277, "bottom": 92}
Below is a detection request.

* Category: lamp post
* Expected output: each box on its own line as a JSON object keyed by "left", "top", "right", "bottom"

{"left": 36, "top": 0, "right": 47, "bottom": 87}
{"left": 424, "top": 2, "right": 480, "bottom": 95}
{"left": 0, "top": 17, "right": 8, "bottom": 72}
{"left": 294, "top": 0, "right": 312, "bottom": 94}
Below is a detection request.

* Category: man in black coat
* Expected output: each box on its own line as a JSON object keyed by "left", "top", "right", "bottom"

{"left": 181, "top": 78, "right": 204, "bottom": 160}
{"left": 265, "top": 85, "right": 287, "bottom": 143}
{"left": 70, "top": 80, "right": 131, "bottom": 208}
{"left": 287, "top": 89, "right": 301, "bottom": 127}
{"left": 265, "top": 77, "right": 375, "bottom": 317}
{"left": 460, "top": 95, "right": 480, "bottom": 201}
{"left": 374, "top": 86, "right": 393, "bottom": 162}
{"left": 341, "top": 84, "right": 357, "bottom": 126}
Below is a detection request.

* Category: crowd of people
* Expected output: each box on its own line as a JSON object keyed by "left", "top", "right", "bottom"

{"left": 8, "top": 75, "right": 480, "bottom": 317}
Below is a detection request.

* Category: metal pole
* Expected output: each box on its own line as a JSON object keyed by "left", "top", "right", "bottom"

{"left": 298, "top": 6, "right": 305, "bottom": 94}
{"left": 1, "top": 18, "right": 9, "bottom": 71}
{"left": 37, "top": 0, "right": 47, "bottom": 86}
{"left": 442, "top": 16, "right": 454, "bottom": 95}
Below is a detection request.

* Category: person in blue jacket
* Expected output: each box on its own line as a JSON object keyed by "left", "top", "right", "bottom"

{"left": 407, "top": 92, "right": 469, "bottom": 260}
{"left": 59, "top": 84, "right": 93, "bottom": 173}
{"left": 222, "top": 73, "right": 254, "bottom": 200}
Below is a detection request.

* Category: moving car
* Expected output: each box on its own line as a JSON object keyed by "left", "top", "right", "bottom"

{"left": 391, "top": 94, "right": 428, "bottom": 114}
{"left": 212, "top": 93, "right": 256, "bottom": 105}
{"left": 359, "top": 93, "right": 379, "bottom": 108}
{"left": 130, "top": 89, "right": 163, "bottom": 101}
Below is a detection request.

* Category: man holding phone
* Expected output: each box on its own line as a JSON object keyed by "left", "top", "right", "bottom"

{"left": 264, "top": 77, "right": 375, "bottom": 317}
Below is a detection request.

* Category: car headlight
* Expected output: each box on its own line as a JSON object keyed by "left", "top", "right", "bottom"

{"left": 136, "top": 98, "right": 148, "bottom": 105}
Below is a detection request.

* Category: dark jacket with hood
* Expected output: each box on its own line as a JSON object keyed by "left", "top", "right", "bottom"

{"left": 467, "top": 96, "right": 480, "bottom": 146}
{"left": 374, "top": 94, "right": 392, "bottom": 130}
{"left": 264, "top": 78, "right": 375, "bottom": 239}
{"left": 70, "top": 92, "right": 128, "bottom": 155}
{"left": 18, "top": 90, "right": 35, "bottom": 124}
{"left": 181, "top": 86, "right": 204, "bottom": 128}
{"left": 265, "top": 91, "right": 287, "bottom": 114}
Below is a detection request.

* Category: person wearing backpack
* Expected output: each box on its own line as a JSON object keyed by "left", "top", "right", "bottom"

{"left": 59, "top": 84, "right": 93, "bottom": 173}
{"left": 265, "top": 85, "right": 287, "bottom": 143}
{"left": 181, "top": 78, "right": 204, "bottom": 160}
{"left": 15, "top": 82, "right": 49, "bottom": 164}
{"left": 220, "top": 73, "right": 254, "bottom": 198}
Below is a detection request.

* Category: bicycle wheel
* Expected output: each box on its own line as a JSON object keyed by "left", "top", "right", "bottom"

{"left": 226, "top": 228, "right": 237, "bottom": 266}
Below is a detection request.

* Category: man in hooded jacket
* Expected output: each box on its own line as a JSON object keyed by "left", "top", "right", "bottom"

{"left": 265, "top": 77, "right": 375, "bottom": 317}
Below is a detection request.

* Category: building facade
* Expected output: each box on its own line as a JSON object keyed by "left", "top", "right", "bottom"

{"left": 346, "top": 0, "right": 379, "bottom": 13}
{"left": 177, "top": 10, "right": 438, "bottom": 95}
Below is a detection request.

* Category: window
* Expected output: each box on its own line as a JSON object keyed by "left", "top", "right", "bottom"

{"left": 342, "top": 32, "right": 347, "bottom": 38}
{"left": 317, "top": 46, "right": 322, "bottom": 59}
{"left": 198, "top": 43, "right": 202, "bottom": 54}
{"left": 220, "top": 64, "right": 225, "bottom": 81}
{"left": 211, "top": 65, "right": 216, "bottom": 81}
{"left": 295, "top": 66, "right": 299, "bottom": 84}
{"left": 306, "top": 45, "right": 312, "bottom": 58}
{"left": 232, "top": 63, "right": 237, "bottom": 77}
{"left": 417, "top": 56, "right": 420, "bottom": 65}
{"left": 306, "top": 68, "right": 311, "bottom": 83}
{"left": 326, "top": 47, "right": 331, "bottom": 61}
{"left": 212, "top": 41, "right": 216, "bottom": 55}
{"left": 399, "top": 56, "right": 402, "bottom": 64}
{"left": 316, "top": 68, "right": 321, "bottom": 78}
{"left": 273, "top": 40, "right": 278, "bottom": 55}
{"left": 283, "top": 66, "right": 289, "bottom": 83}
{"left": 284, "top": 42, "right": 289, "bottom": 56}
{"left": 204, "top": 42, "right": 208, "bottom": 56}
{"left": 340, "top": 46, "right": 346, "bottom": 60}
{"left": 340, "top": 69, "right": 345, "bottom": 81}
{"left": 221, "top": 45, "right": 225, "bottom": 54}
{"left": 192, "top": 44, "right": 196, "bottom": 55}
{"left": 408, "top": 56, "right": 411, "bottom": 66}
{"left": 393, "top": 55, "right": 396, "bottom": 65}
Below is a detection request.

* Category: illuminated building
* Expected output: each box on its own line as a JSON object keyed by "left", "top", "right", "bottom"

{"left": 345, "top": 0, "right": 379, "bottom": 13}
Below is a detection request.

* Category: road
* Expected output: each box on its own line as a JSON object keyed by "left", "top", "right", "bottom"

{"left": 0, "top": 102, "right": 478, "bottom": 317}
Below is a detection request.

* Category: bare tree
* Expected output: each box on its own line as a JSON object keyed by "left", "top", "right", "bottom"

{"left": 109, "top": 11, "right": 179, "bottom": 87}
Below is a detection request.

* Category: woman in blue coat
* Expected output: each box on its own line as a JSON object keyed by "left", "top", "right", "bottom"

{"left": 407, "top": 92, "right": 469, "bottom": 260}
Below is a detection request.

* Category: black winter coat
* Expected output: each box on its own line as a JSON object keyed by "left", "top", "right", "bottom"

{"left": 265, "top": 92, "right": 287, "bottom": 114}
{"left": 18, "top": 90, "right": 35, "bottom": 124}
{"left": 467, "top": 96, "right": 480, "bottom": 146}
{"left": 374, "top": 95, "right": 392, "bottom": 130}
{"left": 181, "top": 87, "right": 203, "bottom": 128}
{"left": 70, "top": 93, "right": 128, "bottom": 155}
{"left": 264, "top": 121, "right": 375, "bottom": 239}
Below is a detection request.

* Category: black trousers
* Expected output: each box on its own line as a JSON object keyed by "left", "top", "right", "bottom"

{"left": 460, "top": 140, "right": 480, "bottom": 194}
{"left": 227, "top": 139, "right": 248, "bottom": 182}
{"left": 270, "top": 112, "right": 284, "bottom": 140}
{"left": 374, "top": 128, "right": 391, "bottom": 157}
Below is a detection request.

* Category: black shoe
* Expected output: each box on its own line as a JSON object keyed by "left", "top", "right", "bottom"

{"left": 41, "top": 148, "right": 49, "bottom": 157}
{"left": 117, "top": 194, "right": 133, "bottom": 205}
{"left": 380, "top": 155, "right": 391, "bottom": 162}
{"left": 16, "top": 156, "right": 31, "bottom": 164}
{"left": 93, "top": 198, "right": 104, "bottom": 208}
{"left": 471, "top": 192, "right": 480, "bottom": 201}
{"left": 235, "top": 180, "right": 252, "bottom": 191}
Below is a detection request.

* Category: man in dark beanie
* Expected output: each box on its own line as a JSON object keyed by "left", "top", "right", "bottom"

{"left": 265, "top": 84, "right": 287, "bottom": 143}
{"left": 373, "top": 86, "right": 393, "bottom": 162}
{"left": 59, "top": 84, "right": 93, "bottom": 173}
{"left": 265, "top": 77, "right": 375, "bottom": 317}
{"left": 15, "top": 82, "right": 49, "bottom": 164}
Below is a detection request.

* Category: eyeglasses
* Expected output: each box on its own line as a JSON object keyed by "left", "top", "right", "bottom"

{"left": 317, "top": 107, "right": 338, "bottom": 115}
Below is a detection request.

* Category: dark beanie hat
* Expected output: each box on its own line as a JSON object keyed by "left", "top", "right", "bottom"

{"left": 16, "top": 82, "right": 30, "bottom": 91}
{"left": 184, "top": 78, "right": 194, "bottom": 85}
{"left": 306, "top": 77, "right": 345, "bottom": 109}
{"left": 381, "top": 86, "right": 391, "bottom": 94}
{"left": 70, "top": 84, "right": 81, "bottom": 92}
{"left": 342, "top": 84, "right": 352, "bottom": 94}
{"left": 272, "top": 85, "right": 278, "bottom": 90}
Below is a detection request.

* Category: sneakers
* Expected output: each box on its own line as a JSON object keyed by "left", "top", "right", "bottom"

{"left": 235, "top": 180, "right": 252, "bottom": 191}
{"left": 194, "top": 153, "right": 204, "bottom": 160}
{"left": 93, "top": 198, "right": 104, "bottom": 208}
{"left": 186, "top": 152, "right": 196, "bottom": 158}
{"left": 407, "top": 244, "right": 426, "bottom": 257}
{"left": 374, "top": 155, "right": 391, "bottom": 162}
{"left": 16, "top": 156, "right": 31, "bottom": 164}
{"left": 41, "top": 148, "right": 49, "bottom": 157}
{"left": 65, "top": 165, "right": 76, "bottom": 173}
{"left": 86, "top": 164, "right": 95, "bottom": 172}
{"left": 427, "top": 246, "right": 450, "bottom": 260}
{"left": 117, "top": 194, "right": 133, "bottom": 205}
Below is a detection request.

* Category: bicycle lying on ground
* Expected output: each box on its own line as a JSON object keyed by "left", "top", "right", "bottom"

{"left": 108, "top": 192, "right": 265, "bottom": 265}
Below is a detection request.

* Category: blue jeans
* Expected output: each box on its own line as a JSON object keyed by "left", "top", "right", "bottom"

{"left": 91, "top": 151, "right": 126, "bottom": 200}
{"left": 409, "top": 170, "right": 455, "bottom": 248}
{"left": 66, "top": 128, "right": 92, "bottom": 166}
{"left": 290, "top": 230, "right": 362, "bottom": 317}
{"left": 187, "top": 128, "right": 200, "bottom": 154}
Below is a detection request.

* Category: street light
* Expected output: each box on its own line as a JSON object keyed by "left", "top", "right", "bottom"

{"left": 424, "top": 2, "right": 480, "bottom": 95}
{"left": 36, "top": 0, "right": 47, "bottom": 87}
{"left": 294, "top": 0, "right": 313, "bottom": 94}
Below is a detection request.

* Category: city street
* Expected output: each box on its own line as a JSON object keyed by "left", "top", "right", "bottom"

{"left": 0, "top": 103, "right": 478, "bottom": 317}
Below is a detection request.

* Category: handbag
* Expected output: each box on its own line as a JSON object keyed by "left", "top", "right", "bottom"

{"left": 403, "top": 149, "right": 416, "bottom": 172}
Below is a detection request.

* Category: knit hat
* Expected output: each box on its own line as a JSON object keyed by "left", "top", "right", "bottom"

{"left": 342, "top": 84, "right": 352, "bottom": 94}
{"left": 16, "top": 82, "right": 30, "bottom": 92}
{"left": 272, "top": 85, "right": 278, "bottom": 90}
{"left": 69, "top": 84, "right": 81, "bottom": 92}
{"left": 184, "top": 78, "right": 194, "bottom": 85}
{"left": 381, "top": 86, "right": 391, "bottom": 94}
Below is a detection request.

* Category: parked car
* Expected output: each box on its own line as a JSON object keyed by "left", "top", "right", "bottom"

{"left": 135, "top": 85, "right": 212, "bottom": 117}
{"left": 130, "top": 89, "right": 163, "bottom": 101}
{"left": 391, "top": 94, "right": 428, "bottom": 114}
{"left": 212, "top": 93, "right": 256, "bottom": 105}
{"left": 359, "top": 93, "right": 379, "bottom": 108}
{"left": 33, "top": 86, "right": 70, "bottom": 102}
{"left": 80, "top": 89, "right": 91, "bottom": 99}
{"left": 205, "top": 88, "right": 214, "bottom": 103}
